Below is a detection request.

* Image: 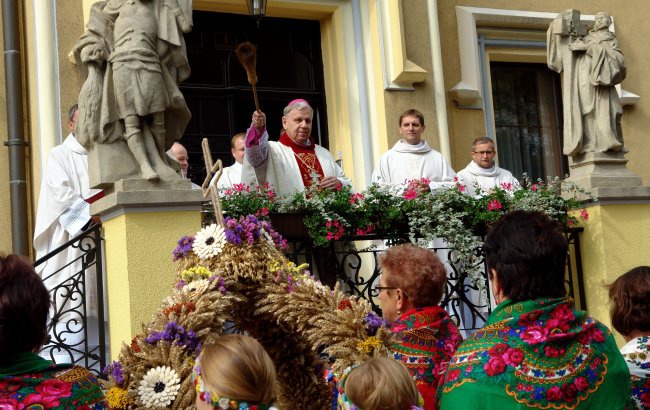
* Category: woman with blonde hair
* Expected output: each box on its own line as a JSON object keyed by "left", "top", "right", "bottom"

{"left": 193, "top": 334, "right": 277, "bottom": 409}
{"left": 338, "top": 357, "right": 423, "bottom": 409}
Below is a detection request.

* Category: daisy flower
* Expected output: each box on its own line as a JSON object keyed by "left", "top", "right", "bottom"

{"left": 192, "top": 224, "right": 226, "bottom": 259}
{"left": 138, "top": 366, "right": 181, "bottom": 408}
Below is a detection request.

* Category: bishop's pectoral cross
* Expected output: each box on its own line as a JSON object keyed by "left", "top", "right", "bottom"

{"left": 200, "top": 138, "right": 224, "bottom": 226}
{"left": 310, "top": 170, "right": 320, "bottom": 186}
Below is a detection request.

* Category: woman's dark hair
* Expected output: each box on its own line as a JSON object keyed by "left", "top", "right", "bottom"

{"left": 379, "top": 243, "right": 446, "bottom": 307}
{"left": 608, "top": 266, "right": 650, "bottom": 336}
{"left": 0, "top": 254, "right": 51, "bottom": 363}
{"left": 484, "top": 211, "right": 568, "bottom": 302}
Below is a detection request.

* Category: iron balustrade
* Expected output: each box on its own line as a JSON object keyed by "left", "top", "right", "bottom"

{"left": 34, "top": 223, "right": 107, "bottom": 376}
{"left": 284, "top": 227, "right": 585, "bottom": 334}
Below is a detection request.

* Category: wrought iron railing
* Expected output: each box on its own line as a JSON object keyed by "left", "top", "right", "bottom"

{"left": 284, "top": 227, "right": 585, "bottom": 334}
{"left": 34, "top": 223, "right": 107, "bottom": 376}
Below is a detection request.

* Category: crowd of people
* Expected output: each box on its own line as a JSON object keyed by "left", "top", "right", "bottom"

{"left": 20, "top": 98, "right": 648, "bottom": 409}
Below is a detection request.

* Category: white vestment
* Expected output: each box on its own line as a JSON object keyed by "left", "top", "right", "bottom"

{"left": 456, "top": 161, "right": 520, "bottom": 197}
{"left": 371, "top": 140, "right": 456, "bottom": 192}
{"left": 242, "top": 128, "right": 352, "bottom": 196}
{"left": 33, "top": 134, "right": 103, "bottom": 363}
{"left": 217, "top": 161, "right": 242, "bottom": 189}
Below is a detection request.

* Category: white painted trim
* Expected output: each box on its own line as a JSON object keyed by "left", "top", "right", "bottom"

{"left": 426, "top": 0, "right": 451, "bottom": 161}
{"left": 33, "top": 0, "right": 63, "bottom": 175}
{"left": 377, "top": 0, "right": 427, "bottom": 90}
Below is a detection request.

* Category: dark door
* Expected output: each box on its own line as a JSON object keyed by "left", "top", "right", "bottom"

{"left": 179, "top": 11, "right": 328, "bottom": 186}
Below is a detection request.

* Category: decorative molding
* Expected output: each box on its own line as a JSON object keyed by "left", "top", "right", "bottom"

{"left": 451, "top": 6, "right": 639, "bottom": 109}
{"left": 378, "top": 0, "right": 427, "bottom": 90}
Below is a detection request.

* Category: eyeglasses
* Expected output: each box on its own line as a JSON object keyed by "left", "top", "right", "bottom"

{"left": 373, "top": 285, "right": 398, "bottom": 293}
{"left": 473, "top": 151, "right": 495, "bottom": 155}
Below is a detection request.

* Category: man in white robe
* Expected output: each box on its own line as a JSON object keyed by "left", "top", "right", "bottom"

{"left": 456, "top": 137, "right": 519, "bottom": 197}
{"left": 33, "top": 105, "right": 104, "bottom": 364}
{"left": 372, "top": 109, "right": 455, "bottom": 193}
{"left": 242, "top": 99, "right": 351, "bottom": 196}
{"left": 217, "top": 133, "right": 245, "bottom": 189}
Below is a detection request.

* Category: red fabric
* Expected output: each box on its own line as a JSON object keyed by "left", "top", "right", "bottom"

{"left": 279, "top": 132, "right": 324, "bottom": 188}
{"left": 84, "top": 190, "right": 105, "bottom": 204}
{"left": 390, "top": 306, "right": 462, "bottom": 410}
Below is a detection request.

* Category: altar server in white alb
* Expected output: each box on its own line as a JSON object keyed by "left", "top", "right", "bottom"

{"left": 33, "top": 104, "right": 104, "bottom": 363}
{"left": 242, "top": 99, "right": 351, "bottom": 196}
{"left": 372, "top": 109, "right": 456, "bottom": 193}
{"left": 217, "top": 133, "right": 245, "bottom": 189}
{"left": 456, "top": 136, "right": 519, "bottom": 197}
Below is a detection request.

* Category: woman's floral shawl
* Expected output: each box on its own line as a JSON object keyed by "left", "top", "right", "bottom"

{"left": 390, "top": 306, "right": 462, "bottom": 410}
{"left": 620, "top": 336, "right": 650, "bottom": 409}
{"left": 439, "top": 297, "right": 632, "bottom": 409}
{"left": 0, "top": 353, "right": 107, "bottom": 409}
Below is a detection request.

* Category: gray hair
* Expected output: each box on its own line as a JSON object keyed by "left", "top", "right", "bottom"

{"left": 283, "top": 100, "right": 313, "bottom": 116}
{"left": 68, "top": 103, "right": 78, "bottom": 122}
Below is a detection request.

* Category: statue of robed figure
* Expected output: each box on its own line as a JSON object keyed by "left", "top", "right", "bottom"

{"left": 547, "top": 10, "right": 626, "bottom": 157}
{"left": 71, "top": 0, "right": 193, "bottom": 187}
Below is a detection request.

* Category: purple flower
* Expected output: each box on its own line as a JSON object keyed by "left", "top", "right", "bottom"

{"left": 145, "top": 322, "right": 202, "bottom": 354}
{"left": 172, "top": 235, "right": 195, "bottom": 261}
{"left": 364, "top": 312, "right": 388, "bottom": 336}
{"left": 104, "top": 361, "right": 124, "bottom": 384}
{"left": 222, "top": 215, "right": 286, "bottom": 249}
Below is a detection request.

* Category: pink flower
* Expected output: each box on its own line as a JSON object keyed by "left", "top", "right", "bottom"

{"left": 233, "top": 183, "right": 249, "bottom": 192}
{"left": 403, "top": 188, "right": 418, "bottom": 200}
{"left": 500, "top": 182, "right": 512, "bottom": 191}
{"left": 260, "top": 207, "right": 269, "bottom": 216}
{"left": 503, "top": 348, "right": 524, "bottom": 366}
{"left": 519, "top": 325, "right": 548, "bottom": 345}
{"left": 518, "top": 310, "right": 543, "bottom": 326}
{"left": 488, "top": 343, "right": 509, "bottom": 356}
{"left": 487, "top": 199, "right": 502, "bottom": 211}
{"left": 546, "top": 386, "right": 562, "bottom": 402}
{"left": 457, "top": 184, "right": 466, "bottom": 193}
{"left": 20, "top": 393, "right": 60, "bottom": 408}
{"left": 574, "top": 376, "right": 589, "bottom": 391}
{"left": 35, "top": 379, "right": 72, "bottom": 398}
{"left": 484, "top": 356, "right": 506, "bottom": 376}
{"left": 0, "top": 397, "right": 19, "bottom": 409}
{"left": 531, "top": 184, "right": 538, "bottom": 192}
{"left": 349, "top": 193, "right": 365, "bottom": 205}
{"left": 551, "top": 304, "right": 575, "bottom": 322}
{"left": 580, "top": 209, "right": 589, "bottom": 221}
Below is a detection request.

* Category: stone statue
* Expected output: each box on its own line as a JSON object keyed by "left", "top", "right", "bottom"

{"left": 71, "top": 0, "right": 193, "bottom": 186}
{"left": 547, "top": 10, "right": 626, "bottom": 157}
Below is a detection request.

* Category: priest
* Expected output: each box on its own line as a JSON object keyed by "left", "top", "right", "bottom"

{"left": 33, "top": 104, "right": 104, "bottom": 364}
{"left": 371, "top": 109, "right": 456, "bottom": 193}
{"left": 242, "top": 99, "right": 351, "bottom": 196}
{"left": 456, "top": 137, "right": 519, "bottom": 197}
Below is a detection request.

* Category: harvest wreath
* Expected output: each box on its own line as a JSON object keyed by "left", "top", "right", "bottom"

{"left": 104, "top": 215, "right": 392, "bottom": 409}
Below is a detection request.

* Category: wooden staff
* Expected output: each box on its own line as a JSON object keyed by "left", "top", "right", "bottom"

{"left": 235, "top": 42, "right": 260, "bottom": 111}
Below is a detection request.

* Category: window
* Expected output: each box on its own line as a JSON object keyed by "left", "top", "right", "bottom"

{"left": 490, "top": 63, "right": 567, "bottom": 181}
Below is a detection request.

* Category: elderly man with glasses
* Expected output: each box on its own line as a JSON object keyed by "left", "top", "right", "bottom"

{"left": 456, "top": 137, "right": 519, "bottom": 197}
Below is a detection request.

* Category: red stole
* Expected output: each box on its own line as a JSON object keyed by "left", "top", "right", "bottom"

{"left": 279, "top": 132, "right": 324, "bottom": 188}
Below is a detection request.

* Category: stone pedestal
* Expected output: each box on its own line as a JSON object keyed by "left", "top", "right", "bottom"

{"left": 568, "top": 152, "right": 650, "bottom": 200}
{"left": 92, "top": 180, "right": 205, "bottom": 360}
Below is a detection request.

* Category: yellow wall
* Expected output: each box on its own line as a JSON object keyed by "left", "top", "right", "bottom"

{"left": 578, "top": 203, "right": 650, "bottom": 344}
{"left": 103, "top": 210, "right": 201, "bottom": 357}
{"left": 0, "top": 8, "right": 9, "bottom": 254}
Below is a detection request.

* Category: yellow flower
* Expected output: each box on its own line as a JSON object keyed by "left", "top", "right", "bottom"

{"left": 106, "top": 386, "right": 133, "bottom": 409}
{"left": 357, "top": 336, "right": 382, "bottom": 354}
{"left": 181, "top": 266, "right": 212, "bottom": 282}
{"left": 268, "top": 260, "right": 281, "bottom": 273}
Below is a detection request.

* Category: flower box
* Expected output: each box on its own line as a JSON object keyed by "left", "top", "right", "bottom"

{"left": 269, "top": 212, "right": 310, "bottom": 239}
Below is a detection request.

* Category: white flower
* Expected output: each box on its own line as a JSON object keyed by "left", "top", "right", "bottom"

{"left": 181, "top": 279, "right": 212, "bottom": 295}
{"left": 193, "top": 224, "right": 227, "bottom": 259}
{"left": 138, "top": 366, "right": 181, "bottom": 408}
